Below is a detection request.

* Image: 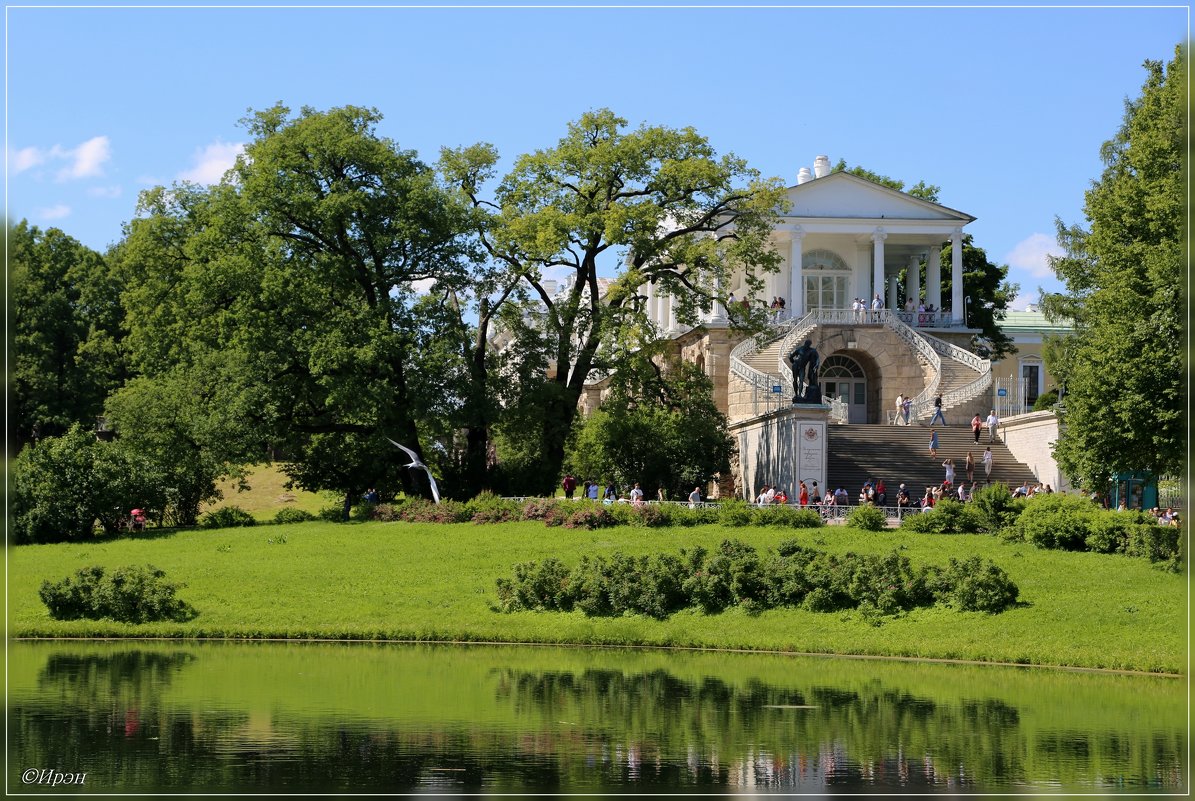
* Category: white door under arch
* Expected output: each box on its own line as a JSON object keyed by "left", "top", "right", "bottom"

{"left": 820, "top": 354, "right": 867, "bottom": 424}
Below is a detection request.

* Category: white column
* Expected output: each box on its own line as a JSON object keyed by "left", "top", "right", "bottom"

{"left": 666, "top": 292, "right": 680, "bottom": 334}
{"left": 950, "top": 229, "right": 964, "bottom": 324}
{"left": 650, "top": 283, "right": 662, "bottom": 328}
{"left": 709, "top": 274, "right": 727, "bottom": 325}
{"left": 643, "top": 281, "right": 655, "bottom": 326}
{"left": 871, "top": 229, "right": 887, "bottom": 305}
{"left": 887, "top": 275, "right": 899, "bottom": 311}
{"left": 927, "top": 242, "right": 942, "bottom": 313}
{"left": 907, "top": 254, "right": 921, "bottom": 311}
{"left": 789, "top": 228, "right": 804, "bottom": 316}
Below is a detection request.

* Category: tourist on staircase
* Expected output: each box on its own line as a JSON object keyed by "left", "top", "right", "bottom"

{"left": 930, "top": 393, "right": 946, "bottom": 426}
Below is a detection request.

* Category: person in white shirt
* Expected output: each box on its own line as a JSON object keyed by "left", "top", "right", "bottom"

{"left": 688, "top": 486, "right": 702, "bottom": 508}
{"left": 629, "top": 482, "right": 644, "bottom": 506}
{"left": 985, "top": 409, "right": 1000, "bottom": 442}
{"left": 871, "top": 293, "right": 883, "bottom": 322}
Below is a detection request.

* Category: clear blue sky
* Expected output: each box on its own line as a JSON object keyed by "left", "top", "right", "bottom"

{"left": 6, "top": 3, "right": 1188, "bottom": 308}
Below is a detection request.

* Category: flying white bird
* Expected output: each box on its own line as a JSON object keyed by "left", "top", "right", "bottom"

{"left": 386, "top": 438, "right": 441, "bottom": 504}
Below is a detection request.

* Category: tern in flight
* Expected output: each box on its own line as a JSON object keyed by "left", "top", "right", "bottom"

{"left": 386, "top": 438, "right": 441, "bottom": 504}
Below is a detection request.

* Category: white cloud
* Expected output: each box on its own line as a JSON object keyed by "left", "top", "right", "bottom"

{"left": 36, "top": 204, "right": 72, "bottom": 221}
{"left": 58, "top": 135, "right": 111, "bottom": 180}
{"left": 87, "top": 185, "right": 123, "bottom": 199}
{"left": 9, "top": 136, "right": 112, "bottom": 180}
{"left": 10, "top": 145, "right": 47, "bottom": 173}
{"left": 177, "top": 140, "right": 245, "bottom": 184}
{"left": 1005, "top": 233, "right": 1064, "bottom": 279}
{"left": 410, "top": 278, "right": 437, "bottom": 294}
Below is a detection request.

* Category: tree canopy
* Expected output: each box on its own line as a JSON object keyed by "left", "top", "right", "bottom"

{"left": 113, "top": 104, "right": 479, "bottom": 511}
{"left": 8, "top": 221, "right": 125, "bottom": 448}
{"left": 442, "top": 109, "right": 787, "bottom": 490}
{"left": 1040, "top": 46, "right": 1186, "bottom": 488}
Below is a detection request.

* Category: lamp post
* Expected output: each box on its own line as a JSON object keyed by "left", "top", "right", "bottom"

{"left": 964, "top": 296, "right": 972, "bottom": 328}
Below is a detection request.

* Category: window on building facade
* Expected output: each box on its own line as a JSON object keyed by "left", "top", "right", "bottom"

{"left": 803, "top": 249, "right": 851, "bottom": 310}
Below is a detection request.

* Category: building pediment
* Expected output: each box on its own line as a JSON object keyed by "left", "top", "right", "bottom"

{"left": 784, "top": 172, "right": 974, "bottom": 223}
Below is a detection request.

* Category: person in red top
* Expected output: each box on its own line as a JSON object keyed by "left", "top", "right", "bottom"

{"left": 561, "top": 473, "right": 577, "bottom": 499}
{"left": 774, "top": 488, "right": 788, "bottom": 504}
{"left": 798, "top": 481, "right": 809, "bottom": 507}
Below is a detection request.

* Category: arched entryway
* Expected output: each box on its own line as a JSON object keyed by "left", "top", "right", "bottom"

{"left": 820, "top": 354, "right": 867, "bottom": 424}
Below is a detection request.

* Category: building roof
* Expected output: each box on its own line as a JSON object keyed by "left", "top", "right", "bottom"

{"left": 999, "top": 311, "right": 1075, "bottom": 334}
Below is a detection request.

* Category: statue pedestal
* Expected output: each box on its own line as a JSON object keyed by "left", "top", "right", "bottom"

{"left": 728, "top": 405, "right": 829, "bottom": 503}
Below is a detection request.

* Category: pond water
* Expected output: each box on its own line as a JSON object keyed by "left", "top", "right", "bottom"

{"left": 6, "top": 640, "right": 1186, "bottom": 794}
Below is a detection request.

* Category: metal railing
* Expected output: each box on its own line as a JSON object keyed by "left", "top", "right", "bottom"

{"left": 881, "top": 311, "right": 942, "bottom": 420}
{"left": 918, "top": 331, "right": 993, "bottom": 411}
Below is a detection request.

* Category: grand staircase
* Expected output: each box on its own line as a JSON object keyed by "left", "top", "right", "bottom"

{"left": 729, "top": 309, "right": 992, "bottom": 425}
{"left": 825, "top": 426, "right": 1040, "bottom": 498}
{"left": 726, "top": 309, "right": 1045, "bottom": 494}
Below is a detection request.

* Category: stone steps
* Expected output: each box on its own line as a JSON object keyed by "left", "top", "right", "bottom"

{"left": 825, "top": 425, "right": 1039, "bottom": 499}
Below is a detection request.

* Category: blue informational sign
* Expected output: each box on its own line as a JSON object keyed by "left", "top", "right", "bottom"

{"left": 996, "top": 388, "right": 1007, "bottom": 397}
{"left": 772, "top": 386, "right": 782, "bottom": 393}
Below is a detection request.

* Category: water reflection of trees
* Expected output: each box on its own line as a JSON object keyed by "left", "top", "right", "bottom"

{"left": 492, "top": 667, "right": 1184, "bottom": 791}
{"left": 8, "top": 648, "right": 1186, "bottom": 793}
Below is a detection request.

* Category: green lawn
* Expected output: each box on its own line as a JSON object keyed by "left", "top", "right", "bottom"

{"left": 8, "top": 520, "right": 1186, "bottom": 674}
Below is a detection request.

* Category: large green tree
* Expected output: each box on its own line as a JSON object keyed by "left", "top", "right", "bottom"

{"left": 9, "top": 221, "right": 125, "bottom": 448}
{"left": 442, "top": 109, "right": 787, "bottom": 491}
{"left": 565, "top": 352, "right": 732, "bottom": 499}
{"left": 114, "top": 105, "right": 478, "bottom": 512}
{"left": 1040, "top": 47, "right": 1186, "bottom": 489}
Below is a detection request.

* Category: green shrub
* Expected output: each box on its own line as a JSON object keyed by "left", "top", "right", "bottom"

{"left": 1015, "top": 494, "right": 1099, "bottom": 550}
{"left": 467, "top": 492, "right": 523, "bottom": 524}
{"left": 718, "top": 499, "right": 753, "bottom": 527}
{"left": 563, "top": 505, "right": 616, "bottom": 530}
{"left": 571, "top": 552, "right": 689, "bottom": 619}
{"left": 754, "top": 505, "right": 824, "bottom": 528}
{"left": 522, "top": 498, "right": 567, "bottom": 521}
{"left": 495, "top": 559, "right": 573, "bottom": 613}
{"left": 317, "top": 505, "right": 345, "bottom": 522}
{"left": 1124, "top": 522, "right": 1180, "bottom": 563}
{"left": 970, "top": 483, "right": 1024, "bottom": 533}
{"left": 272, "top": 507, "right": 315, "bottom": 525}
{"left": 1032, "top": 389, "right": 1059, "bottom": 411}
{"left": 399, "top": 499, "right": 471, "bottom": 524}
{"left": 200, "top": 506, "right": 257, "bottom": 529}
{"left": 899, "top": 499, "right": 982, "bottom": 535}
{"left": 670, "top": 503, "right": 719, "bottom": 527}
{"left": 847, "top": 504, "right": 887, "bottom": 531}
{"left": 39, "top": 564, "right": 197, "bottom": 623}
{"left": 933, "top": 556, "right": 1020, "bottom": 613}
{"left": 370, "top": 503, "right": 401, "bottom": 522}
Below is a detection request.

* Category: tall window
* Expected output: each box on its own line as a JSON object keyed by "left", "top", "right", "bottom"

{"left": 803, "top": 249, "right": 851, "bottom": 310}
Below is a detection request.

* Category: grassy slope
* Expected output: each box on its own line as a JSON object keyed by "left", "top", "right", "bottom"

{"left": 201, "top": 463, "right": 338, "bottom": 521}
{"left": 7, "top": 520, "right": 1186, "bottom": 673}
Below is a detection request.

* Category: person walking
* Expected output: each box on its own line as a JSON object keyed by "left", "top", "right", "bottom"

{"left": 983, "top": 446, "right": 993, "bottom": 482}
{"left": 562, "top": 473, "right": 577, "bottom": 500}
{"left": 971, "top": 413, "right": 982, "bottom": 444}
{"left": 587, "top": 481, "right": 600, "bottom": 501}
{"left": 798, "top": 481, "right": 809, "bottom": 507}
{"left": 965, "top": 451, "right": 975, "bottom": 483}
{"left": 929, "top": 428, "right": 939, "bottom": 457}
{"left": 902, "top": 394, "right": 912, "bottom": 425}
{"left": 688, "top": 486, "right": 702, "bottom": 508}
{"left": 894, "top": 393, "right": 904, "bottom": 425}
{"left": 929, "top": 393, "right": 946, "bottom": 426}
{"left": 985, "top": 409, "right": 1000, "bottom": 442}
{"left": 629, "top": 482, "right": 644, "bottom": 506}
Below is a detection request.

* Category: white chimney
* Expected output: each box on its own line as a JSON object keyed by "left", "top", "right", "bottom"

{"left": 797, "top": 167, "right": 813, "bottom": 185}
{"left": 813, "top": 155, "right": 831, "bottom": 179}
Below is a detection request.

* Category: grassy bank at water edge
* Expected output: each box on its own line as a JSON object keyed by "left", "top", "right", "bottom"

{"left": 7, "top": 520, "right": 1186, "bottom": 673}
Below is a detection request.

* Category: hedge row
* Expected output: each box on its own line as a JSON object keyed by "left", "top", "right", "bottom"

{"left": 360, "top": 495, "right": 825, "bottom": 530}
{"left": 901, "top": 488, "right": 1181, "bottom": 568}
{"left": 496, "top": 538, "right": 1019, "bottom": 620}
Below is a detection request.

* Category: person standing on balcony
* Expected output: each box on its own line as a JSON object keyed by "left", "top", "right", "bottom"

{"left": 871, "top": 293, "right": 883, "bottom": 322}
{"left": 929, "top": 393, "right": 946, "bottom": 426}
